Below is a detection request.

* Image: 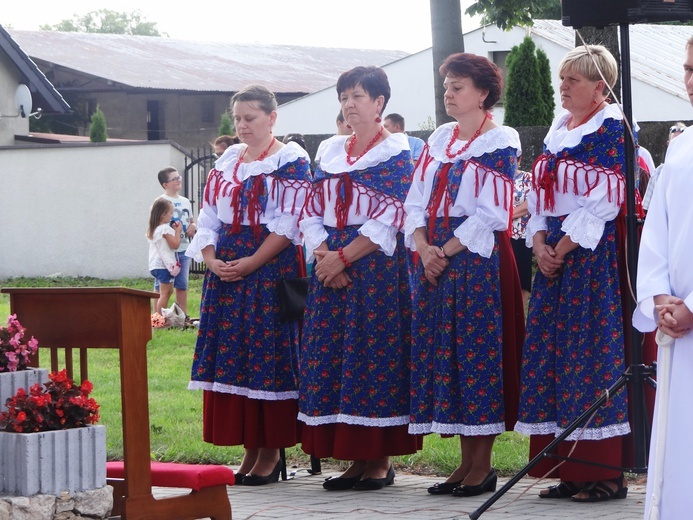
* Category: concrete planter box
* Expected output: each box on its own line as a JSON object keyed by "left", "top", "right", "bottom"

{"left": 0, "top": 368, "right": 49, "bottom": 410}
{"left": 0, "top": 425, "right": 106, "bottom": 496}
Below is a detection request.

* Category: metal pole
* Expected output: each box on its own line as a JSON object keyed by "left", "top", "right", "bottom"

{"left": 469, "top": 375, "right": 630, "bottom": 520}
{"left": 619, "top": 22, "right": 648, "bottom": 472}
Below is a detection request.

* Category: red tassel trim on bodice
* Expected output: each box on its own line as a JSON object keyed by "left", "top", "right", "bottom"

{"left": 532, "top": 154, "right": 625, "bottom": 214}
{"left": 425, "top": 160, "right": 512, "bottom": 244}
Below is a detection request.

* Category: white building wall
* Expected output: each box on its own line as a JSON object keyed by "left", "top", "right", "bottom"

{"left": 0, "top": 142, "right": 188, "bottom": 279}
{"left": 0, "top": 53, "right": 30, "bottom": 147}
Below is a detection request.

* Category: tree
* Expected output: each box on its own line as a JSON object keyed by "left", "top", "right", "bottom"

{"left": 430, "top": 0, "right": 464, "bottom": 126}
{"left": 218, "top": 112, "right": 233, "bottom": 136}
{"left": 466, "top": 0, "right": 561, "bottom": 29}
{"left": 89, "top": 107, "right": 108, "bottom": 142}
{"left": 536, "top": 48, "right": 555, "bottom": 124}
{"left": 504, "top": 37, "right": 551, "bottom": 127}
{"left": 40, "top": 9, "right": 162, "bottom": 36}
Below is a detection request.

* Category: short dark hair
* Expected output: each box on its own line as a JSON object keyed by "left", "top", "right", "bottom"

{"left": 157, "top": 166, "right": 178, "bottom": 187}
{"left": 384, "top": 113, "right": 405, "bottom": 130}
{"left": 283, "top": 133, "right": 307, "bottom": 151}
{"left": 336, "top": 111, "right": 345, "bottom": 124}
{"left": 336, "top": 66, "right": 391, "bottom": 115}
{"left": 439, "top": 53, "right": 503, "bottom": 110}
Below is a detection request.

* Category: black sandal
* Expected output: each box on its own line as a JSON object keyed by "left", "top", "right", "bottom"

{"left": 571, "top": 475, "right": 628, "bottom": 502}
{"left": 539, "top": 481, "right": 582, "bottom": 499}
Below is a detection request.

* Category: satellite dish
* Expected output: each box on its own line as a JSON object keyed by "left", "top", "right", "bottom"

{"left": 15, "top": 84, "right": 32, "bottom": 118}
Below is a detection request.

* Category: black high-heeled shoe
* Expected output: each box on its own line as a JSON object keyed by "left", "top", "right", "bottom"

{"left": 323, "top": 473, "right": 364, "bottom": 491}
{"left": 242, "top": 460, "right": 282, "bottom": 486}
{"left": 427, "top": 480, "right": 463, "bottom": 495}
{"left": 452, "top": 469, "right": 497, "bottom": 497}
{"left": 353, "top": 464, "right": 395, "bottom": 491}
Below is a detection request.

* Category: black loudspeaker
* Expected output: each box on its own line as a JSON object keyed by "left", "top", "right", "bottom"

{"left": 562, "top": 0, "right": 693, "bottom": 28}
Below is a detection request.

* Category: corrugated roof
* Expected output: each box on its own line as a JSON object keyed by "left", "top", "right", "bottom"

{"left": 7, "top": 30, "right": 408, "bottom": 94}
{"left": 530, "top": 20, "right": 691, "bottom": 101}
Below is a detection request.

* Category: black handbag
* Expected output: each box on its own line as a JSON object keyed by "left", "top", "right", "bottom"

{"left": 277, "top": 277, "right": 310, "bottom": 322}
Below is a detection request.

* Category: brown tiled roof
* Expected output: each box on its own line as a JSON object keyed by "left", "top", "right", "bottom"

{"left": 7, "top": 30, "right": 408, "bottom": 94}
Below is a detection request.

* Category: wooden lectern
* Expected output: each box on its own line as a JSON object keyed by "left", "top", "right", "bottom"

{"left": 1, "top": 287, "right": 231, "bottom": 520}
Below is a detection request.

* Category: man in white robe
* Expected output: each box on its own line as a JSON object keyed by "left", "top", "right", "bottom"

{"left": 634, "top": 35, "right": 693, "bottom": 520}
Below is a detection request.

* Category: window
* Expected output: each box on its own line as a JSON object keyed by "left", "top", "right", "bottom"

{"left": 492, "top": 51, "right": 511, "bottom": 106}
{"left": 201, "top": 100, "right": 214, "bottom": 123}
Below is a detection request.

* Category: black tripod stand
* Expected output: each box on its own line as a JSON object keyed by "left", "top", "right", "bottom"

{"left": 470, "top": 23, "right": 656, "bottom": 520}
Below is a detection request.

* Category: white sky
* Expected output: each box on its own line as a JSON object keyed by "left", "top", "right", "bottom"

{"left": 1, "top": 0, "right": 482, "bottom": 53}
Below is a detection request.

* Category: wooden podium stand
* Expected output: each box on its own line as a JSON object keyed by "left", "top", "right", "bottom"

{"left": 1, "top": 287, "right": 230, "bottom": 519}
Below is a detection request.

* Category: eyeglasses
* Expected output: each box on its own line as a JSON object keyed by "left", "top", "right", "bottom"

{"left": 166, "top": 176, "right": 182, "bottom": 183}
{"left": 669, "top": 126, "right": 685, "bottom": 134}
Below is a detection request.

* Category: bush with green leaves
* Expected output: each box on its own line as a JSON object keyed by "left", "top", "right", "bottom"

{"left": 218, "top": 112, "right": 233, "bottom": 137}
{"left": 89, "top": 107, "right": 108, "bottom": 142}
{"left": 504, "top": 37, "right": 554, "bottom": 127}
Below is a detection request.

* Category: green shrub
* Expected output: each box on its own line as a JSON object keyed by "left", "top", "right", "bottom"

{"left": 505, "top": 37, "right": 553, "bottom": 127}
{"left": 89, "top": 107, "right": 108, "bottom": 142}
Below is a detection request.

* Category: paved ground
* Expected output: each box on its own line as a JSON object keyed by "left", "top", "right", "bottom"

{"left": 153, "top": 467, "right": 647, "bottom": 520}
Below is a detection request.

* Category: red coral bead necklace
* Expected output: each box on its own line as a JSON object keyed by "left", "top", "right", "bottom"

{"left": 446, "top": 111, "right": 489, "bottom": 159}
{"left": 232, "top": 136, "right": 277, "bottom": 180}
{"left": 346, "top": 126, "right": 384, "bottom": 165}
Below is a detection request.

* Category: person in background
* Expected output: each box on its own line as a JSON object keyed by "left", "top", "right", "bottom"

{"left": 186, "top": 84, "right": 311, "bottom": 486}
{"left": 336, "top": 111, "right": 352, "bottom": 135}
{"left": 642, "top": 122, "right": 687, "bottom": 211}
{"left": 383, "top": 113, "right": 425, "bottom": 162}
{"left": 633, "top": 36, "right": 693, "bottom": 520}
{"left": 147, "top": 197, "right": 182, "bottom": 316}
{"left": 405, "top": 52, "right": 524, "bottom": 498}
{"left": 156, "top": 167, "right": 196, "bottom": 316}
{"left": 283, "top": 133, "right": 308, "bottom": 153}
{"left": 511, "top": 169, "right": 533, "bottom": 311}
{"left": 515, "top": 45, "right": 631, "bottom": 502}
{"left": 299, "top": 65, "right": 420, "bottom": 491}
{"left": 214, "top": 134, "right": 240, "bottom": 156}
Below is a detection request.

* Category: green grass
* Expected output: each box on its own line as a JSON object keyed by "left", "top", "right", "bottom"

{"left": 0, "top": 276, "right": 528, "bottom": 476}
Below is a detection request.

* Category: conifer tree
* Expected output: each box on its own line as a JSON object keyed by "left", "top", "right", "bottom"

{"left": 504, "top": 37, "right": 547, "bottom": 127}
{"left": 218, "top": 112, "right": 233, "bottom": 136}
{"left": 536, "top": 48, "right": 555, "bottom": 125}
{"left": 89, "top": 107, "right": 108, "bottom": 142}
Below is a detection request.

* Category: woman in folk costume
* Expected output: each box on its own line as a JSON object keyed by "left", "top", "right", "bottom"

{"left": 404, "top": 52, "right": 524, "bottom": 498}
{"left": 186, "top": 84, "right": 311, "bottom": 486}
{"left": 514, "top": 45, "right": 633, "bottom": 502}
{"left": 298, "top": 66, "right": 420, "bottom": 491}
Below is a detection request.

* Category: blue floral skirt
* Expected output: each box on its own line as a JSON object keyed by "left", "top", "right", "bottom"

{"left": 190, "top": 223, "right": 301, "bottom": 394}
{"left": 298, "top": 226, "right": 412, "bottom": 425}
{"left": 515, "top": 216, "right": 630, "bottom": 440}
{"left": 298, "top": 226, "right": 420, "bottom": 458}
{"left": 409, "top": 217, "right": 506, "bottom": 436}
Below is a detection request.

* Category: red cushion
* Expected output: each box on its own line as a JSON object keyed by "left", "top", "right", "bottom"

{"left": 106, "top": 461, "right": 235, "bottom": 490}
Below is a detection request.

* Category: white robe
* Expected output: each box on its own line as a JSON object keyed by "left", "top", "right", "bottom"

{"left": 634, "top": 127, "right": 693, "bottom": 520}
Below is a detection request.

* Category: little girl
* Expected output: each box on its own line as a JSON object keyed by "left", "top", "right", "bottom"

{"left": 147, "top": 197, "right": 182, "bottom": 315}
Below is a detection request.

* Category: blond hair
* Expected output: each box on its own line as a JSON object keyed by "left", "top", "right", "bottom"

{"left": 559, "top": 45, "right": 618, "bottom": 95}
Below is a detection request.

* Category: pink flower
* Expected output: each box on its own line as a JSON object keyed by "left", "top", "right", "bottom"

{"left": 0, "top": 315, "right": 39, "bottom": 372}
